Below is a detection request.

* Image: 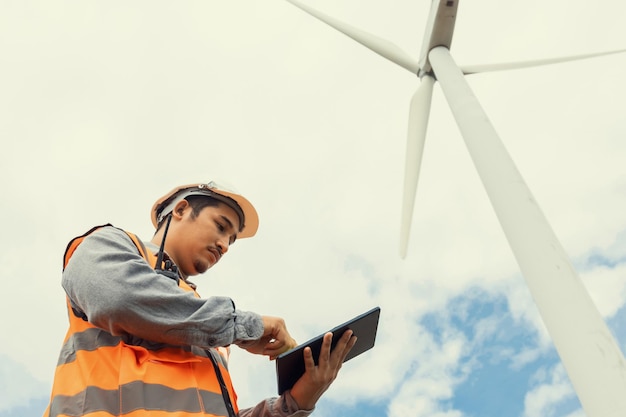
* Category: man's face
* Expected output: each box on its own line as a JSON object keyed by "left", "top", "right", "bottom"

{"left": 166, "top": 201, "right": 241, "bottom": 277}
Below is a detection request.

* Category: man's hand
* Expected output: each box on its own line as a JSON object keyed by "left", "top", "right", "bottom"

{"left": 241, "top": 316, "right": 297, "bottom": 359}
{"left": 289, "top": 330, "right": 357, "bottom": 410}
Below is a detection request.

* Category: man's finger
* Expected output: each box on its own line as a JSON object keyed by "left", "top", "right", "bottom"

{"left": 330, "top": 330, "right": 356, "bottom": 364}
{"left": 302, "top": 346, "right": 315, "bottom": 371}
{"left": 318, "top": 333, "right": 333, "bottom": 365}
{"left": 341, "top": 334, "right": 358, "bottom": 360}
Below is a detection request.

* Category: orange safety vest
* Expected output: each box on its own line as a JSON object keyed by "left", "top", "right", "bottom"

{"left": 44, "top": 225, "right": 239, "bottom": 417}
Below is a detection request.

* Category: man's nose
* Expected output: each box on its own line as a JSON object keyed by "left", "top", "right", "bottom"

{"left": 216, "top": 239, "right": 229, "bottom": 255}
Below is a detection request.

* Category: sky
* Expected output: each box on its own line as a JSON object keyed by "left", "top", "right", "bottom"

{"left": 1, "top": 0, "right": 626, "bottom": 416}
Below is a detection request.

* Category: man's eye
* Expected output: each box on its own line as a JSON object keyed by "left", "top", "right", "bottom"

{"left": 216, "top": 222, "right": 225, "bottom": 232}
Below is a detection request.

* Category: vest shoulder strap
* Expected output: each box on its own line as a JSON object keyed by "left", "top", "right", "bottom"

{"left": 63, "top": 224, "right": 150, "bottom": 269}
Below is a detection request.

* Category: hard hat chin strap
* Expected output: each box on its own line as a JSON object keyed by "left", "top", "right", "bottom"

{"left": 155, "top": 214, "right": 175, "bottom": 275}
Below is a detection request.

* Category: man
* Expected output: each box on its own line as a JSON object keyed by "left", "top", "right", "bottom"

{"left": 44, "top": 181, "right": 356, "bottom": 417}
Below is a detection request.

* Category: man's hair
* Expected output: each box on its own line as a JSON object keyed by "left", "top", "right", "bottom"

{"left": 186, "top": 195, "right": 222, "bottom": 219}
{"left": 155, "top": 195, "right": 221, "bottom": 232}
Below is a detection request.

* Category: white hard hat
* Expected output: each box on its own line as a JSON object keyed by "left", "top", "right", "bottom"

{"left": 151, "top": 181, "right": 259, "bottom": 238}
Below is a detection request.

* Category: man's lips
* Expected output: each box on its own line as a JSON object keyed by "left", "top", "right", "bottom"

{"left": 208, "top": 248, "right": 222, "bottom": 263}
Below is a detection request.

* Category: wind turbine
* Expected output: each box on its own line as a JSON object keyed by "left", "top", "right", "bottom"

{"left": 285, "top": 1, "right": 626, "bottom": 417}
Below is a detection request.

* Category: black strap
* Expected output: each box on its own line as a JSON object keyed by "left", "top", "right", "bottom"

{"left": 207, "top": 350, "right": 237, "bottom": 417}
{"left": 63, "top": 223, "right": 113, "bottom": 270}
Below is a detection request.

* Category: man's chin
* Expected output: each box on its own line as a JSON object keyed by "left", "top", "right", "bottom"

{"left": 194, "top": 260, "right": 214, "bottom": 275}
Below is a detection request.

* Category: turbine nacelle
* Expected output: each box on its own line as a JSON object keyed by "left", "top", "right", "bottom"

{"left": 418, "top": 0, "right": 458, "bottom": 76}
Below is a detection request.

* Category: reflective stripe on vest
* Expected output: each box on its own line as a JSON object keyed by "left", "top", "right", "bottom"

{"left": 49, "top": 383, "right": 230, "bottom": 416}
{"left": 45, "top": 225, "right": 238, "bottom": 417}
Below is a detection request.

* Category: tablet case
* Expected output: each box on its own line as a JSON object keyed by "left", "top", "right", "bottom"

{"left": 275, "top": 306, "right": 381, "bottom": 394}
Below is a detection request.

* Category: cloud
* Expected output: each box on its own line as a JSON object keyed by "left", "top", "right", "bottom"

{"left": 523, "top": 364, "right": 578, "bottom": 417}
{"left": 0, "top": 354, "right": 49, "bottom": 413}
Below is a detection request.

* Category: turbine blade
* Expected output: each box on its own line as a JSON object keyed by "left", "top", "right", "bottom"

{"left": 461, "top": 48, "right": 626, "bottom": 74}
{"left": 429, "top": 46, "right": 626, "bottom": 410}
{"left": 286, "top": 0, "right": 420, "bottom": 74}
{"left": 400, "top": 75, "right": 435, "bottom": 258}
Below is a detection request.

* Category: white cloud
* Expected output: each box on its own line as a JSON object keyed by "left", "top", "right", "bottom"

{"left": 385, "top": 325, "right": 468, "bottom": 417}
{"left": 0, "top": 355, "right": 48, "bottom": 412}
{"left": 580, "top": 264, "right": 626, "bottom": 319}
{"left": 510, "top": 347, "right": 544, "bottom": 371}
{"left": 523, "top": 364, "right": 577, "bottom": 417}
{"left": 562, "top": 409, "right": 587, "bottom": 417}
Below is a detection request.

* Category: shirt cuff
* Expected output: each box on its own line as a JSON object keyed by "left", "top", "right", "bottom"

{"left": 282, "top": 391, "right": 315, "bottom": 417}
{"left": 233, "top": 310, "right": 264, "bottom": 343}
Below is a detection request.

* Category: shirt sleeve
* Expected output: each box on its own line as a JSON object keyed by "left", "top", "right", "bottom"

{"left": 62, "top": 226, "right": 264, "bottom": 348}
{"left": 238, "top": 391, "right": 313, "bottom": 417}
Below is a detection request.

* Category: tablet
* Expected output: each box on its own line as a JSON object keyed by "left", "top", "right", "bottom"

{"left": 275, "top": 306, "right": 381, "bottom": 394}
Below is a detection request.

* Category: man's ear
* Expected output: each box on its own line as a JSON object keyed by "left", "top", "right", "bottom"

{"left": 172, "top": 199, "right": 190, "bottom": 220}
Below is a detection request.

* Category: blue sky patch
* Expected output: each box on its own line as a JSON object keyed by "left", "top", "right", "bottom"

{"left": 316, "top": 398, "right": 389, "bottom": 417}
{"left": 419, "top": 287, "right": 585, "bottom": 417}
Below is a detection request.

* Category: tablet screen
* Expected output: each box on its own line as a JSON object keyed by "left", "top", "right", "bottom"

{"left": 275, "top": 306, "right": 381, "bottom": 394}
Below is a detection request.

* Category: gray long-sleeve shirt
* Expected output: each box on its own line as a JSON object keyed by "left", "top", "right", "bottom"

{"left": 62, "top": 225, "right": 312, "bottom": 417}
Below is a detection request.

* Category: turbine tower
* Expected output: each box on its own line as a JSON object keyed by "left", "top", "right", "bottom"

{"left": 286, "top": 1, "right": 626, "bottom": 416}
